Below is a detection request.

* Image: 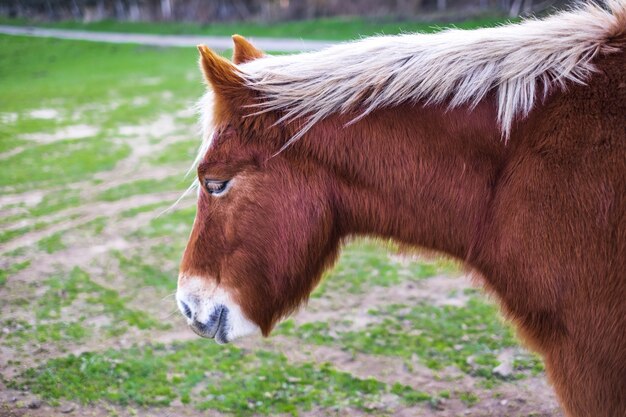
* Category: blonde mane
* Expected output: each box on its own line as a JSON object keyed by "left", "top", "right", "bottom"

{"left": 230, "top": 0, "right": 625, "bottom": 148}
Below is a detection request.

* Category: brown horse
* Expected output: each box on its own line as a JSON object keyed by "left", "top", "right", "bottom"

{"left": 176, "top": 2, "right": 626, "bottom": 416}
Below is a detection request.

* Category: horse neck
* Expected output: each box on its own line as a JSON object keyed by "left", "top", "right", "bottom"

{"left": 294, "top": 99, "right": 507, "bottom": 263}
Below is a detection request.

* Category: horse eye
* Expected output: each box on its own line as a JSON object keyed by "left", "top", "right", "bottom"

{"left": 204, "top": 179, "right": 230, "bottom": 196}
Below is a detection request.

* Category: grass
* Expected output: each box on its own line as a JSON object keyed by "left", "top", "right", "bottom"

{"left": 1, "top": 262, "right": 173, "bottom": 347}
{"left": 0, "top": 219, "right": 54, "bottom": 246}
{"left": 119, "top": 201, "right": 169, "bottom": 218}
{"left": 1, "top": 318, "right": 91, "bottom": 345}
{"left": 10, "top": 340, "right": 431, "bottom": 414}
{"left": 0, "top": 135, "right": 27, "bottom": 153}
{"left": 135, "top": 205, "right": 196, "bottom": 238}
{"left": 460, "top": 391, "right": 480, "bottom": 406}
{"left": 0, "top": 15, "right": 514, "bottom": 41}
{"left": 1, "top": 137, "right": 130, "bottom": 192}
{"left": 97, "top": 175, "right": 188, "bottom": 202}
{"left": 35, "top": 267, "right": 167, "bottom": 333}
{"left": 0, "top": 32, "right": 201, "bottom": 238}
{"left": 76, "top": 216, "right": 108, "bottom": 235}
{"left": 0, "top": 35, "right": 199, "bottom": 115}
{"left": 314, "top": 239, "right": 458, "bottom": 296}
{"left": 0, "top": 34, "right": 200, "bottom": 172}
{"left": 28, "top": 189, "right": 83, "bottom": 217}
{"left": 0, "top": 260, "right": 30, "bottom": 286}
{"left": 148, "top": 138, "right": 199, "bottom": 165}
{"left": 279, "top": 297, "right": 543, "bottom": 380}
{"left": 37, "top": 232, "right": 66, "bottom": 253}
{"left": 114, "top": 251, "right": 177, "bottom": 291}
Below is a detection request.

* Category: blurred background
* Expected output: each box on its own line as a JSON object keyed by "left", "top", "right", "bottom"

{"left": 0, "top": 1, "right": 578, "bottom": 417}
{"left": 3, "top": 0, "right": 573, "bottom": 23}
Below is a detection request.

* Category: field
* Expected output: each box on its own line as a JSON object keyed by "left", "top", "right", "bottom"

{"left": 1, "top": 24, "right": 561, "bottom": 417}
{"left": 0, "top": 15, "right": 514, "bottom": 40}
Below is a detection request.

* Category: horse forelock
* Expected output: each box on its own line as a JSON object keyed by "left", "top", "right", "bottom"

{"left": 193, "top": 91, "right": 217, "bottom": 174}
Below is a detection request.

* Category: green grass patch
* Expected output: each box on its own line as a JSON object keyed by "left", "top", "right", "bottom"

{"left": 97, "top": 175, "right": 187, "bottom": 202}
{"left": 0, "top": 260, "right": 30, "bottom": 286}
{"left": 0, "top": 35, "right": 198, "bottom": 116}
{"left": 37, "top": 232, "right": 66, "bottom": 253}
{"left": 0, "top": 210, "right": 24, "bottom": 228}
{"left": 77, "top": 216, "right": 107, "bottom": 235}
{"left": 459, "top": 391, "right": 480, "bottom": 406}
{"left": 28, "top": 189, "right": 82, "bottom": 217}
{"left": 0, "top": 35, "right": 201, "bottom": 194}
{"left": 0, "top": 226, "right": 30, "bottom": 246}
{"left": 148, "top": 139, "right": 199, "bottom": 165}
{"left": 3, "top": 246, "right": 27, "bottom": 258}
{"left": 314, "top": 239, "right": 456, "bottom": 296}
{"left": 0, "top": 138, "right": 130, "bottom": 191}
{"left": 277, "top": 320, "right": 337, "bottom": 345}
{"left": 119, "top": 202, "right": 169, "bottom": 218}
{"left": 0, "top": 220, "right": 51, "bottom": 245}
{"left": 114, "top": 251, "right": 176, "bottom": 291}
{"left": 513, "top": 355, "right": 544, "bottom": 375}
{"left": 10, "top": 340, "right": 431, "bottom": 414}
{"left": 280, "top": 297, "right": 541, "bottom": 380}
{"left": 147, "top": 240, "right": 188, "bottom": 266}
{"left": 1, "top": 318, "right": 90, "bottom": 345}
{"left": 136, "top": 205, "right": 195, "bottom": 238}
{"left": 0, "top": 16, "right": 513, "bottom": 41}
{"left": 0, "top": 136, "right": 27, "bottom": 153}
{"left": 37, "top": 267, "right": 166, "bottom": 333}
{"left": 391, "top": 383, "right": 432, "bottom": 405}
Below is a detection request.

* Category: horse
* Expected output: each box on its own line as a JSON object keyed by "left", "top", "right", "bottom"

{"left": 175, "top": 1, "right": 626, "bottom": 416}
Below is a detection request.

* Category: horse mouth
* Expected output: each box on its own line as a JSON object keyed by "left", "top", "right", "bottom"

{"left": 190, "top": 304, "right": 230, "bottom": 344}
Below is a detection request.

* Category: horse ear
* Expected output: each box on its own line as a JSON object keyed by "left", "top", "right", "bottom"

{"left": 197, "top": 45, "right": 243, "bottom": 94}
{"left": 232, "top": 35, "right": 264, "bottom": 64}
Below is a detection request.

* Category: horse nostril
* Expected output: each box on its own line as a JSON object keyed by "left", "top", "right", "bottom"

{"left": 180, "top": 301, "right": 192, "bottom": 319}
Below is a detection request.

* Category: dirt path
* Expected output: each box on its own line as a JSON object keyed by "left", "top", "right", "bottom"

{"left": 0, "top": 25, "right": 335, "bottom": 51}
